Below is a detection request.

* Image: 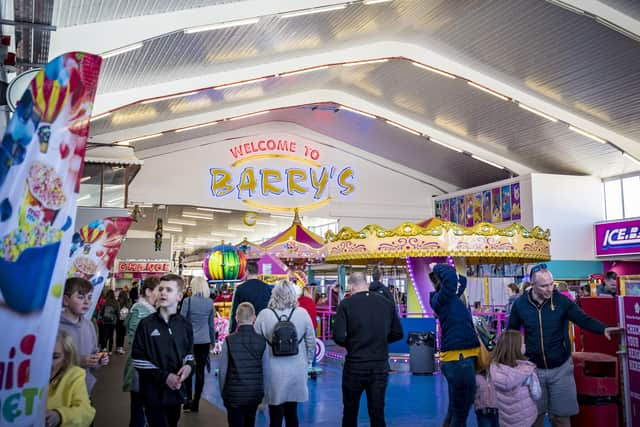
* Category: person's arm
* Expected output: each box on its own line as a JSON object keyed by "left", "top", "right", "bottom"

{"left": 566, "top": 300, "right": 607, "bottom": 335}
{"left": 208, "top": 304, "right": 216, "bottom": 344}
{"left": 388, "top": 304, "right": 404, "bottom": 343}
{"left": 218, "top": 340, "right": 229, "bottom": 395}
{"left": 507, "top": 301, "right": 522, "bottom": 330}
{"left": 51, "top": 369, "right": 96, "bottom": 427}
{"left": 332, "top": 302, "right": 348, "bottom": 347}
{"left": 429, "top": 266, "right": 458, "bottom": 311}
{"left": 456, "top": 275, "right": 467, "bottom": 297}
{"left": 131, "top": 321, "right": 170, "bottom": 386}
{"left": 228, "top": 288, "right": 241, "bottom": 333}
{"left": 302, "top": 310, "right": 316, "bottom": 363}
{"left": 180, "top": 321, "right": 196, "bottom": 375}
{"left": 180, "top": 298, "right": 188, "bottom": 318}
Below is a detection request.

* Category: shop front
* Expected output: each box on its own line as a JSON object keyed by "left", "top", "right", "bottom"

{"left": 594, "top": 218, "right": 640, "bottom": 296}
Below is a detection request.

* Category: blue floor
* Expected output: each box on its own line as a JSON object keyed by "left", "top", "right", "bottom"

{"left": 203, "top": 358, "right": 479, "bottom": 427}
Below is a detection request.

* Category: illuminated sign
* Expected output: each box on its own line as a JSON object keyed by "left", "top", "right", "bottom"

{"left": 210, "top": 138, "right": 355, "bottom": 211}
{"left": 595, "top": 218, "right": 640, "bottom": 257}
{"left": 117, "top": 261, "right": 171, "bottom": 273}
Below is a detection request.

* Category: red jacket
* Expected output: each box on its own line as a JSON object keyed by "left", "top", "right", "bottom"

{"left": 298, "top": 296, "right": 317, "bottom": 329}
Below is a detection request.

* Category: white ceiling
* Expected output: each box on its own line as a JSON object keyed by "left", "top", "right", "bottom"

{"left": 41, "top": 0, "right": 640, "bottom": 191}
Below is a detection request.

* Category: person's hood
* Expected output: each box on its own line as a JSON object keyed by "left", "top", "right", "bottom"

{"left": 60, "top": 312, "right": 82, "bottom": 329}
{"left": 370, "top": 280, "right": 383, "bottom": 290}
{"left": 433, "top": 264, "right": 458, "bottom": 287}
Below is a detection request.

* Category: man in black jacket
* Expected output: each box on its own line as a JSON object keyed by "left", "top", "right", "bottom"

{"left": 369, "top": 267, "right": 394, "bottom": 304}
{"left": 132, "top": 274, "right": 194, "bottom": 427}
{"left": 228, "top": 261, "right": 272, "bottom": 332}
{"left": 334, "top": 272, "right": 404, "bottom": 427}
{"left": 219, "top": 302, "right": 266, "bottom": 427}
{"left": 508, "top": 264, "right": 621, "bottom": 427}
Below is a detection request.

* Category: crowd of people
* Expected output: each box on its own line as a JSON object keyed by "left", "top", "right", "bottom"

{"left": 45, "top": 259, "right": 622, "bottom": 427}
{"left": 430, "top": 263, "right": 622, "bottom": 427}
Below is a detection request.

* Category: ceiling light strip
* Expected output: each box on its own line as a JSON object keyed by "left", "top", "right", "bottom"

{"left": 140, "top": 91, "right": 200, "bottom": 104}
{"left": 363, "top": 0, "right": 393, "bottom": 4}
{"left": 228, "top": 110, "right": 271, "bottom": 121}
{"left": 339, "top": 105, "right": 376, "bottom": 119}
{"left": 280, "top": 66, "right": 329, "bottom": 77}
{"left": 80, "top": 176, "right": 92, "bottom": 183}
{"left": 467, "top": 82, "right": 510, "bottom": 101}
{"left": 101, "top": 42, "right": 144, "bottom": 59}
{"left": 174, "top": 121, "right": 219, "bottom": 133}
{"left": 90, "top": 112, "right": 111, "bottom": 122}
{"left": 385, "top": 120, "right": 421, "bottom": 136}
{"left": 167, "top": 218, "right": 197, "bottom": 226}
{"left": 342, "top": 59, "right": 388, "bottom": 67}
{"left": 215, "top": 77, "right": 269, "bottom": 90}
{"left": 471, "top": 154, "right": 505, "bottom": 170}
{"left": 429, "top": 137, "right": 463, "bottom": 153}
{"left": 568, "top": 126, "right": 607, "bottom": 143}
{"left": 518, "top": 103, "right": 558, "bottom": 122}
{"left": 623, "top": 153, "right": 640, "bottom": 166}
{"left": 184, "top": 18, "right": 260, "bottom": 34}
{"left": 412, "top": 62, "right": 456, "bottom": 79}
{"left": 163, "top": 226, "right": 184, "bottom": 232}
{"left": 197, "top": 207, "right": 232, "bottom": 214}
{"left": 279, "top": 4, "right": 346, "bottom": 19}
{"left": 116, "top": 133, "right": 163, "bottom": 146}
{"left": 182, "top": 213, "right": 213, "bottom": 220}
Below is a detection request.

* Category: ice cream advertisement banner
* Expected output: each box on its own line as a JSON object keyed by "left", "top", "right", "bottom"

{"left": 0, "top": 52, "right": 101, "bottom": 426}
{"left": 68, "top": 217, "right": 133, "bottom": 318}
{"left": 595, "top": 218, "right": 640, "bottom": 257}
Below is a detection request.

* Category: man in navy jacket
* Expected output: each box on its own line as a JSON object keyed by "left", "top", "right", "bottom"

{"left": 228, "top": 261, "right": 272, "bottom": 332}
{"left": 508, "top": 264, "right": 621, "bottom": 427}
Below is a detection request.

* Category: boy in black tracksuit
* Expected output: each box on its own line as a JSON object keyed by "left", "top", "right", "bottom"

{"left": 132, "top": 274, "right": 194, "bottom": 427}
{"left": 219, "top": 302, "right": 267, "bottom": 427}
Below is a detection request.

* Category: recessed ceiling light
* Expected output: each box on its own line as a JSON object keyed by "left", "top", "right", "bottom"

{"left": 412, "top": 62, "right": 456, "bottom": 79}
{"left": 167, "top": 218, "right": 197, "bottom": 226}
{"left": 184, "top": 18, "right": 260, "bottom": 34}
{"left": 568, "top": 126, "right": 607, "bottom": 144}
{"left": 174, "top": 121, "right": 219, "bottom": 133}
{"left": 385, "top": 120, "right": 421, "bottom": 136}
{"left": 90, "top": 112, "right": 111, "bottom": 122}
{"left": 429, "top": 137, "right": 463, "bottom": 153}
{"left": 467, "top": 82, "right": 509, "bottom": 101}
{"left": 279, "top": 5, "right": 346, "bottom": 19}
{"left": 215, "top": 77, "right": 268, "bottom": 89}
{"left": 280, "top": 66, "right": 329, "bottom": 77}
{"left": 116, "top": 133, "right": 163, "bottom": 145}
{"left": 339, "top": 106, "right": 376, "bottom": 119}
{"left": 197, "top": 207, "right": 232, "bottom": 214}
{"left": 101, "top": 42, "right": 144, "bottom": 59}
{"left": 518, "top": 103, "right": 558, "bottom": 122}
{"left": 471, "top": 154, "right": 504, "bottom": 169}
{"left": 622, "top": 152, "right": 640, "bottom": 165}
{"left": 140, "top": 91, "right": 200, "bottom": 104}
{"left": 228, "top": 111, "right": 270, "bottom": 121}
{"left": 342, "top": 59, "right": 388, "bottom": 66}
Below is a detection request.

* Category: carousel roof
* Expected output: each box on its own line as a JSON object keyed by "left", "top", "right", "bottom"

{"left": 324, "top": 218, "right": 551, "bottom": 265}
{"left": 260, "top": 209, "right": 324, "bottom": 249}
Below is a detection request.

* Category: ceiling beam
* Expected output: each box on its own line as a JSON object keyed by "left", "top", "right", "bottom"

{"left": 90, "top": 39, "right": 640, "bottom": 160}
{"left": 49, "top": 0, "right": 346, "bottom": 59}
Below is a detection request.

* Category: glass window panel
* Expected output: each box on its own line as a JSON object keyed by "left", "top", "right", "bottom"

{"left": 623, "top": 175, "right": 640, "bottom": 218}
{"left": 102, "top": 165, "right": 126, "bottom": 208}
{"left": 604, "top": 179, "right": 623, "bottom": 220}
{"left": 78, "top": 164, "right": 101, "bottom": 207}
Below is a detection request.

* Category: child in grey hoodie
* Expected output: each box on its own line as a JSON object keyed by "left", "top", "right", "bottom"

{"left": 59, "top": 278, "right": 109, "bottom": 394}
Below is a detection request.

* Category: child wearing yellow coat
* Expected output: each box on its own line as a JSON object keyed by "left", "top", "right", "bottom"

{"left": 46, "top": 330, "right": 96, "bottom": 427}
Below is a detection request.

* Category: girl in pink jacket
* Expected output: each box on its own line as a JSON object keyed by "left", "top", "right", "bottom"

{"left": 489, "top": 330, "right": 538, "bottom": 427}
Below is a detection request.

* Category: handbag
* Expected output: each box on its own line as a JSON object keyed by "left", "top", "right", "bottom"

{"left": 476, "top": 336, "right": 491, "bottom": 371}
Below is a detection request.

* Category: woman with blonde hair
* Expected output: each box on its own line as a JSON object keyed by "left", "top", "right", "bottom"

{"left": 254, "top": 280, "right": 315, "bottom": 426}
{"left": 180, "top": 275, "right": 215, "bottom": 412}
{"left": 46, "top": 330, "right": 96, "bottom": 427}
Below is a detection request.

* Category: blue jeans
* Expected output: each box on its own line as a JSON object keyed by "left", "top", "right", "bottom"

{"left": 440, "top": 356, "right": 476, "bottom": 427}
{"left": 475, "top": 409, "right": 499, "bottom": 427}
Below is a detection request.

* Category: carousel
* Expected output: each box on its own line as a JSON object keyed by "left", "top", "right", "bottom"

{"left": 239, "top": 209, "right": 326, "bottom": 285}
{"left": 323, "top": 218, "right": 551, "bottom": 354}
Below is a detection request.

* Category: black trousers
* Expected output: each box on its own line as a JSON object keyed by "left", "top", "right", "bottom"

{"left": 129, "top": 391, "right": 146, "bottom": 427}
{"left": 226, "top": 404, "right": 258, "bottom": 427}
{"left": 116, "top": 320, "right": 126, "bottom": 348}
{"left": 341, "top": 364, "right": 389, "bottom": 427}
{"left": 100, "top": 324, "right": 115, "bottom": 352}
{"left": 144, "top": 404, "right": 181, "bottom": 427}
{"left": 268, "top": 402, "right": 298, "bottom": 427}
{"left": 185, "top": 343, "right": 210, "bottom": 404}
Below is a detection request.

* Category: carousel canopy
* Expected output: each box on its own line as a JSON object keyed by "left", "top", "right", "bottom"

{"left": 324, "top": 218, "right": 550, "bottom": 265}
{"left": 240, "top": 209, "right": 325, "bottom": 263}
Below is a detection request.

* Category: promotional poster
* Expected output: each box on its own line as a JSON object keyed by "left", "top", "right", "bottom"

{"left": 0, "top": 53, "right": 101, "bottom": 426}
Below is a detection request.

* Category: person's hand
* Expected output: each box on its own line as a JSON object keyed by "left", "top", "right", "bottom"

{"left": 604, "top": 327, "right": 623, "bottom": 340}
{"left": 81, "top": 354, "right": 100, "bottom": 369}
{"left": 99, "top": 352, "right": 109, "bottom": 366}
{"left": 166, "top": 373, "right": 182, "bottom": 390}
{"left": 45, "top": 410, "right": 61, "bottom": 427}
{"left": 177, "top": 365, "right": 192, "bottom": 382}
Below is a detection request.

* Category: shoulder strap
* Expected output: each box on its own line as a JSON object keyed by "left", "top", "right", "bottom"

{"left": 187, "top": 296, "right": 192, "bottom": 320}
{"left": 287, "top": 308, "right": 296, "bottom": 321}
{"left": 271, "top": 308, "right": 282, "bottom": 321}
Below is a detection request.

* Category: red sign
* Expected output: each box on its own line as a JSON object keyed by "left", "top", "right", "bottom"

{"left": 117, "top": 261, "right": 170, "bottom": 273}
{"left": 623, "top": 296, "right": 640, "bottom": 425}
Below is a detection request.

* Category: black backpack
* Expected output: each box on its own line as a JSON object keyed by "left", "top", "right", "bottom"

{"left": 268, "top": 308, "right": 302, "bottom": 357}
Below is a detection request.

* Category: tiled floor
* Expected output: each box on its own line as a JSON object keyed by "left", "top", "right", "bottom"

{"left": 204, "top": 357, "right": 478, "bottom": 427}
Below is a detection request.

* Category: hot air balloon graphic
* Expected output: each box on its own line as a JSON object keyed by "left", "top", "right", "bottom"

{"left": 79, "top": 220, "right": 105, "bottom": 254}
{"left": 203, "top": 244, "right": 246, "bottom": 282}
{"left": 30, "top": 55, "right": 85, "bottom": 153}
